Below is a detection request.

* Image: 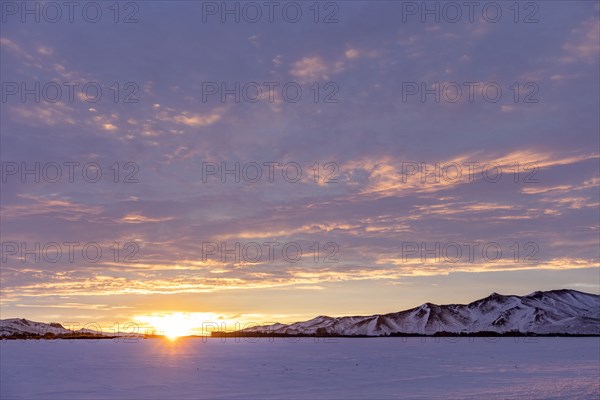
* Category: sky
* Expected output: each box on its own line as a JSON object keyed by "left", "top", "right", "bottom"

{"left": 0, "top": 1, "right": 599, "bottom": 334}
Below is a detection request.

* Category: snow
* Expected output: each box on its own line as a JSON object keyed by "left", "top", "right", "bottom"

{"left": 243, "top": 289, "right": 600, "bottom": 336}
{"left": 3, "top": 290, "right": 597, "bottom": 340}
{"left": 0, "top": 319, "right": 141, "bottom": 338}
{"left": 1, "top": 337, "right": 598, "bottom": 399}
{"left": 0, "top": 319, "right": 72, "bottom": 336}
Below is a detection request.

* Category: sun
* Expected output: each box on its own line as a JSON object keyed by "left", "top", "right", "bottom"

{"left": 135, "top": 312, "right": 242, "bottom": 339}
{"left": 136, "top": 313, "right": 198, "bottom": 339}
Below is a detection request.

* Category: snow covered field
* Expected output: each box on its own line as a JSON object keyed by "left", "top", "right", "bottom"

{"left": 1, "top": 337, "right": 598, "bottom": 399}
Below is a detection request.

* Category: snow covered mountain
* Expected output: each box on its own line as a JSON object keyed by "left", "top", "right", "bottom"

{"left": 0, "top": 318, "right": 140, "bottom": 338}
{"left": 0, "top": 319, "right": 74, "bottom": 337}
{"left": 240, "top": 289, "right": 600, "bottom": 336}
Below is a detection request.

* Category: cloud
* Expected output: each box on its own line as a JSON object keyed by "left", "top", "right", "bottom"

{"left": 344, "top": 47, "right": 380, "bottom": 60}
{"left": 10, "top": 103, "right": 76, "bottom": 126}
{"left": 289, "top": 56, "right": 344, "bottom": 83}
{"left": 539, "top": 196, "right": 597, "bottom": 210}
{"left": 0, "top": 37, "right": 37, "bottom": 64}
{"left": 561, "top": 17, "right": 600, "bottom": 63}
{"left": 521, "top": 178, "right": 598, "bottom": 195}
{"left": 89, "top": 113, "right": 120, "bottom": 133}
{"left": 36, "top": 46, "right": 53, "bottom": 56}
{"left": 157, "top": 109, "right": 223, "bottom": 128}
{"left": 172, "top": 113, "right": 221, "bottom": 127}
{"left": 1, "top": 5, "right": 598, "bottom": 321}
{"left": 339, "top": 150, "right": 599, "bottom": 199}
{"left": 14, "top": 303, "right": 131, "bottom": 311}
{"left": 2, "top": 256, "right": 596, "bottom": 300}
{"left": 119, "top": 214, "right": 174, "bottom": 224}
{"left": 345, "top": 48, "right": 360, "bottom": 59}
{"left": 272, "top": 54, "right": 284, "bottom": 66}
{"left": 1, "top": 195, "right": 103, "bottom": 221}
{"left": 1, "top": 37, "right": 89, "bottom": 81}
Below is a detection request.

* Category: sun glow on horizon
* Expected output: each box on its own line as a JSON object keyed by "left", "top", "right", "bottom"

{"left": 134, "top": 312, "right": 264, "bottom": 339}
{"left": 135, "top": 313, "right": 205, "bottom": 339}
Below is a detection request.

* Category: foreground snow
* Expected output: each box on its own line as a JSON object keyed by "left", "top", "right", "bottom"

{"left": 1, "top": 337, "right": 598, "bottom": 399}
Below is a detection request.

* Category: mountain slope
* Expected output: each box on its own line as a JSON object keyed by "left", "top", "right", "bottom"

{"left": 0, "top": 318, "right": 140, "bottom": 337}
{"left": 240, "top": 289, "right": 600, "bottom": 336}
{"left": 0, "top": 318, "right": 73, "bottom": 336}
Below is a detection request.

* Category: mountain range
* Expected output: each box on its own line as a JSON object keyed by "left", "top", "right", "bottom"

{"left": 0, "top": 318, "right": 141, "bottom": 338}
{"left": 238, "top": 289, "right": 600, "bottom": 336}
{"left": 2, "top": 289, "right": 598, "bottom": 338}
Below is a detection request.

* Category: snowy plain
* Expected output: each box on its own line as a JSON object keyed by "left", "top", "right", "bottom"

{"left": 1, "top": 337, "right": 598, "bottom": 399}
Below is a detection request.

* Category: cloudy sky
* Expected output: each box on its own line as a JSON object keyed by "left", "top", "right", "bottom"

{"left": 1, "top": 1, "right": 598, "bottom": 332}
